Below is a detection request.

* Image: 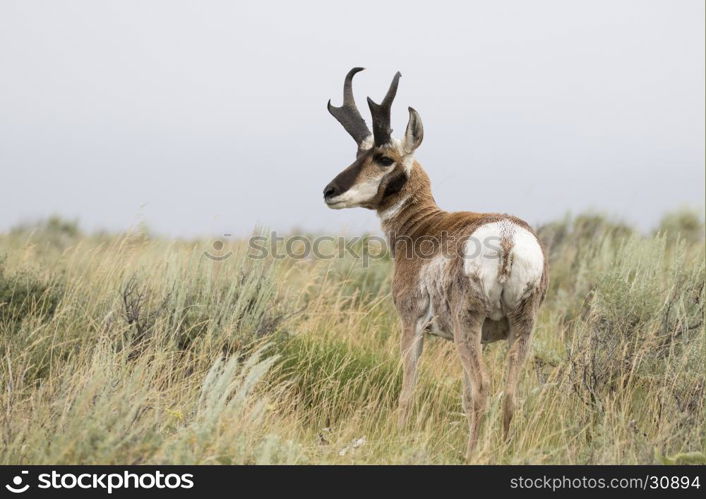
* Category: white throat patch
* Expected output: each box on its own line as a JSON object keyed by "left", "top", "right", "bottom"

{"left": 377, "top": 195, "right": 411, "bottom": 223}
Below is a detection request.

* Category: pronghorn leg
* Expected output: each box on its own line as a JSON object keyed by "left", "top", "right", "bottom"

{"left": 502, "top": 312, "right": 535, "bottom": 439}
{"left": 453, "top": 311, "right": 488, "bottom": 460}
{"left": 398, "top": 319, "right": 424, "bottom": 427}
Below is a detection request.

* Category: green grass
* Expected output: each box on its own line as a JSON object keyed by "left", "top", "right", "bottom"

{"left": 0, "top": 209, "right": 703, "bottom": 464}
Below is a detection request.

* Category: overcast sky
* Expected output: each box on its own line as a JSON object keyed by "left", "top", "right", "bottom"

{"left": 1, "top": 0, "right": 703, "bottom": 237}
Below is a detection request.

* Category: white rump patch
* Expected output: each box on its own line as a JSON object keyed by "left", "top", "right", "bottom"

{"left": 463, "top": 220, "right": 544, "bottom": 318}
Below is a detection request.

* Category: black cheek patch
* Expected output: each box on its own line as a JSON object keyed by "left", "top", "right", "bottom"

{"left": 382, "top": 170, "right": 408, "bottom": 198}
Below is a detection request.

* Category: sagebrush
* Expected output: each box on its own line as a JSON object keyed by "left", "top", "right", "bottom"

{"left": 0, "top": 210, "right": 703, "bottom": 464}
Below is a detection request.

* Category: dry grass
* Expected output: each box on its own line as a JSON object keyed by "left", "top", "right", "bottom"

{"left": 0, "top": 210, "right": 703, "bottom": 464}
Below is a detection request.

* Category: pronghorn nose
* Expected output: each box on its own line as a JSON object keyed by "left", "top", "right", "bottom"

{"left": 323, "top": 183, "right": 339, "bottom": 199}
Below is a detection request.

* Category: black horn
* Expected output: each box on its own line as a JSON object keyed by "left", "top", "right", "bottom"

{"left": 367, "top": 71, "right": 401, "bottom": 146}
{"left": 327, "top": 68, "right": 372, "bottom": 147}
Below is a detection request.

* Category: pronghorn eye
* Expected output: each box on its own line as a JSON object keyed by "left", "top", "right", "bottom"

{"left": 375, "top": 155, "right": 395, "bottom": 167}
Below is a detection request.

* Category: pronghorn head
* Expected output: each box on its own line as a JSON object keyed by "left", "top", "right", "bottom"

{"left": 323, "top": 68, "right": 424, "bottom": 210}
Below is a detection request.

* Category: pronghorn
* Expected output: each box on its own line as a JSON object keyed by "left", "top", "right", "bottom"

{"left": 323, "top": 68, "right": 548, "bottom": 459}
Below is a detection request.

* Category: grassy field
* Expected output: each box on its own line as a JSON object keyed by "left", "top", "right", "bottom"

{"left": 0, "top": 210, "right": 703, "bottom": 464}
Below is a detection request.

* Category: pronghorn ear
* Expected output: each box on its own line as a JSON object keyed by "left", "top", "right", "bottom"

{"left": 403, "top": 107, "right": 424, "bottom": 154}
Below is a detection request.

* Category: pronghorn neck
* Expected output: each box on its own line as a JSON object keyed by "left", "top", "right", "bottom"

{"left": 377, "top": 161, "right": 443, "bottom": 242}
